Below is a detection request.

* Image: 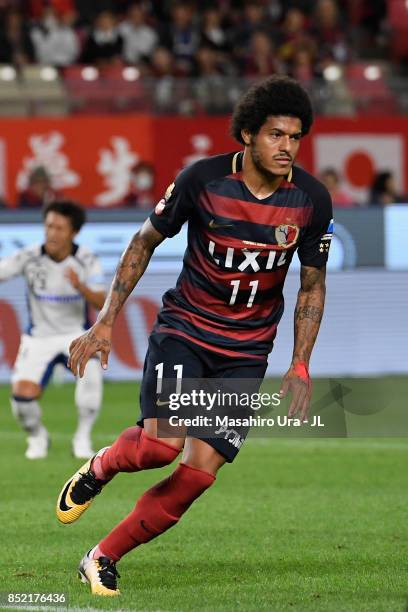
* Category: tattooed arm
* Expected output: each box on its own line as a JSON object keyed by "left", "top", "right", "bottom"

{"left": 293, "top": 265, "right": 326, "bottom": 365}
{"left": 280, "top": 265, "right": 326, "bottom": 420}
{"left": 68, "top": 219, "right": 165, "bottom": 377}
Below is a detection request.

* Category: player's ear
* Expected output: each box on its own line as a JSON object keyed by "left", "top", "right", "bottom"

{"left": 241, "top": 129, "right": 251, "bottom": 146}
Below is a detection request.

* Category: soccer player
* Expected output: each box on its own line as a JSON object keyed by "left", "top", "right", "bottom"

{"left": 0, "top": 201, "right": 106, "bottom": 459}
{"left": 56, "top": 76, "right": 333, "bottom": 596}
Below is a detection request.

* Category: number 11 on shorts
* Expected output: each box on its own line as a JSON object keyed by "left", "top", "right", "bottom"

{"left": 155, "top": 363, "right": 183, "bottom": 395}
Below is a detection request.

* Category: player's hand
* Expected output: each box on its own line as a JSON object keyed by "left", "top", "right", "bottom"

{"left": 68, "top": 322, "right": 112, "bottom": 378}
{"left": 65, "top": 267, "right": 80, "bottom": 289}
{"left": 279, "top": 362, "right": 312, "bottom": 422}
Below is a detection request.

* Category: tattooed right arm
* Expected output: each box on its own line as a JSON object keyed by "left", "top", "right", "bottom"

{"left": 97, "top": 218, "right": 165, "bottom": 327}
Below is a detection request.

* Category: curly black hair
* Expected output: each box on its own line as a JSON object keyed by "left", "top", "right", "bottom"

{"left": 43, "top": 200, "right": 86, "bottom": 232}
{"left": 230, "top": 76, "right": 313, "bottom": 145}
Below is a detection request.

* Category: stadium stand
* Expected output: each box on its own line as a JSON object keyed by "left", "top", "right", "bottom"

{"left": 0, "top": 0, "right": 404, "bottom": 117}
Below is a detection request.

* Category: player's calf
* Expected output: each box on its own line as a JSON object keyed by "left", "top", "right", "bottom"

{"left": 10, "top": 396, "right": 49, "bottom": 460}
{"left": 97, "top": 463, "right": 215, "bottom": 561}
{"left": 73, "top": 359, "right": 103, "bottom": 459}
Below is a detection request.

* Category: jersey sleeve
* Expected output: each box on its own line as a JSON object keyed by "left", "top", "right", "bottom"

{"left": 149, "top": 163, "right": 200, "bottom": 238}
{"left": 297, "top": 185, "right": 333, "bottom": 268}
{"left": 0, "top": 248, "right": 29, "bottom": 281}
{"left": 84, "top": 253, "right": 105, "bottom": 291}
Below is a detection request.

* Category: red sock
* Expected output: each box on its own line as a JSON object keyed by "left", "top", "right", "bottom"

{"left": 98, "top": 463, "right": 215, "bottom": 561}
{"left": 93, "top": 426, "right": 180, "bottom": 481}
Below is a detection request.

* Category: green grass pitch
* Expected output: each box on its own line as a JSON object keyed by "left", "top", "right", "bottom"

{"left": 0, "top": 379, "right": 407, "bottom": 612}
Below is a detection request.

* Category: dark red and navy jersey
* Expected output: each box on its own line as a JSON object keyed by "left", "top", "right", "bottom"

{"left": 149, "top": 151, "right": 333, "bottom": 361}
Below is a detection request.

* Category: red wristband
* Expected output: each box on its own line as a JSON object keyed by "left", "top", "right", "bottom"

{"left": 293, "top": 362, "right": 310, "bottom": 385}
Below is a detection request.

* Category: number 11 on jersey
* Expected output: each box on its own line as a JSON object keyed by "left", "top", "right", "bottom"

{"left": 229, "top": 280, "right": 259, "bottom": 307}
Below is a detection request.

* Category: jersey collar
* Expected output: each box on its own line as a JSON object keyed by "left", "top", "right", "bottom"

{"left": 232, "top": 151, "right": 244, "bottom": 174}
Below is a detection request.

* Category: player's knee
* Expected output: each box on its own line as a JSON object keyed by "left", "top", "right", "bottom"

{"left": 12, "top": 380, "right": 41, "bottom": 399}
{"left": 10, "top": 396, "right": 41, "bottom": 432}
{"left": 136, "top": 428, "right": 180, "bottom": 470}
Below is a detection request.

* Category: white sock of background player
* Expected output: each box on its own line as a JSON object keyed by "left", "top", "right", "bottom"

{"left": 10, "top": 396, "right": 48, "bottom": 438}
{"left": 74, "top": 358, "right": 103, "bottom": 443}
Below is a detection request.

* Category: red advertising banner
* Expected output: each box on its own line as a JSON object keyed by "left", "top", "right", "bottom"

{"left": 0, "top": 114, "right": 153, "bottom": 207}
{"left": 0, "top": 115, "right": 407, "bottom": 207}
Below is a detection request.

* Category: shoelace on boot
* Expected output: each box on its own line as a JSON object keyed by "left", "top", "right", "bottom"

{"left": 96, "top": 557, "right": 121, "bottom": 590}
{"left": 71, "top": 470, "right": 104, "bottom": 504}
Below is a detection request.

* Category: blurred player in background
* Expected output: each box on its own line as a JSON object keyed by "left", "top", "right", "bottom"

{"left": 0, "top": 201, "right": 106, "bottom": 459}
{"left": 56, "top": 77, "right": 333, "bottom": 596}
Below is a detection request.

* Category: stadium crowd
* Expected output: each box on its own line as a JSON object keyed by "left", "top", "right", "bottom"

{"left": 0, "top": 0, "right": 406, "bottom": 210}
{"left": 0, "top": 0, "right": 391, "bottom": 76}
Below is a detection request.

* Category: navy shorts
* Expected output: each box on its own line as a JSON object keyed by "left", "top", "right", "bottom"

{"left": 138, "top": 332, "right": 268, "bottom": 462}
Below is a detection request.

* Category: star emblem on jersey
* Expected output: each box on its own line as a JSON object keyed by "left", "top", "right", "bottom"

{"left": 275, "top": 224, "right": 300, "bottom": 248}
{"left": 209, "top": 219, "right": 234, "bottom": 229}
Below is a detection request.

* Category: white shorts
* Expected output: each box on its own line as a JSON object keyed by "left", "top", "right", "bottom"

{"left": 12, "top": 332, "right": 85, "bottom": 386}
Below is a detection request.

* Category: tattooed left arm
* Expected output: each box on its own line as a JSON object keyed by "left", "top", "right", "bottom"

{"left": 292, "top": 264, "right": 326, "bottom": 366}
{"left": 279, "top": 265, "right": 326, "bottom": 419}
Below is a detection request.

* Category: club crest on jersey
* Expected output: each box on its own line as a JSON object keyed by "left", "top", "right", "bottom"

{"left": 275, "top": 224, "right": 299, "bottom": 249}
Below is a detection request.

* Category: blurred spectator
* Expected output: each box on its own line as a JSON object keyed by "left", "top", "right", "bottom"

{"left": 30, "top": 6, "right": 79, "bottom": 66}
{"left": 194, "top": 44, "right": 224, "bottom": 77}
{"left": 119, "top": 2, "right": 158, "bottom": 64}
{"left": 278, "top": 8, "right": 316, "bottom": 65}
{"left": 289, "top": 46, "right": 316, "bottom": 82}
{"left": 194, "top": 44, "right": 231, "bottom": 113}
{"left": 74, "top": 0, "right": 112, "bottom": 27}
{"left": 81, "top": 11, "right": 123, "bottom": 67}
{"left": 161, "top": 1, "right": 199, "bottom": 75}
{"left": 148, "top": 46, "right": 180, "bottom": 77}
{"left": 18, "top": 167, "right": 58, "bottom": 209}
{"left": 311, "top": 0, "right": 349, "bottom": 64}
{"left": 0, "top": 10, "right": 35, "bottom": 66}
{"left": 120, "top": 161, "right": 155, "bottom": 209}
{"left": 233, "top": 1, "right": 270, "bottom": 48}
{"left": 369, "top": 171, "right": 405, "bottom": 206}
{"left": 320, "top": 168, "right": 354, "bottom": 207}
{"left": 147, "top": 45, "right": 180, "bottom": 111}
{"left": 200, "top": 6, "right": 230, "bottom": 54}
{"left": 244, "top": 30, "right": 281, "bottom": 77}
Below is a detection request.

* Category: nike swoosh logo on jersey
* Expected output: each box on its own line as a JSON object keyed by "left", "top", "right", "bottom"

{"left": 208, "top": 219, "right": 233, "bottom": 229}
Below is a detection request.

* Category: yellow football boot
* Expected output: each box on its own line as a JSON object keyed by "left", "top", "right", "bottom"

{"left": 56, "top": 447, "right": 109, "bottom": 524}
{"left": 78, "top": 549, "right": 120, "bottom": 597}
